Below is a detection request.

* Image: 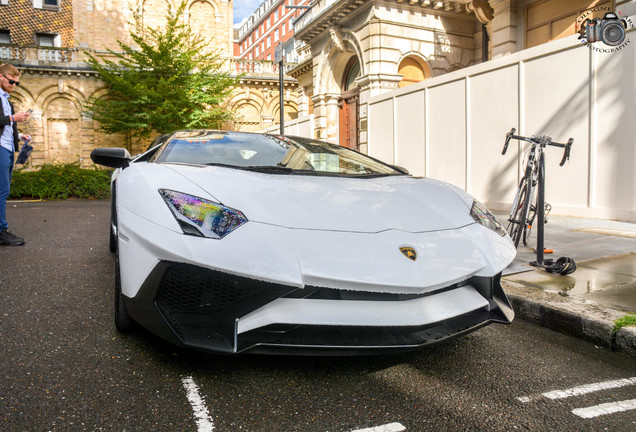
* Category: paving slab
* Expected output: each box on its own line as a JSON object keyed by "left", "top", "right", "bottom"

{"left": 497, "top": 211, "right": 636, "bottom": 356}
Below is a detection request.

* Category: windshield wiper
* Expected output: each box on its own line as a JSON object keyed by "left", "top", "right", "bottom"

{"left": 242, "top": 165, "right": 295, "bottom": 174}
{"left": 205, "top": 162, "right": 240, "bottom": 169}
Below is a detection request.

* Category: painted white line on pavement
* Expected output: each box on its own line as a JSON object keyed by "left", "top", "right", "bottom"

{"left": 543, "top": 377, "right": 636, "bottom": 400}
{"left": 351, "top": 422, "right": 406, "bottom": 432}
{"left": 182, "top": 376, "right": 215, "bottom": 432}
{"left": 572, "top": 398, "right": 636, "bottom": 419}
{"left": 516, "top": 376, "right": 636, "bottom": 403}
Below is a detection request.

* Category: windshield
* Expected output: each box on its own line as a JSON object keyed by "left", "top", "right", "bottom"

{"left": 151, "top": 130, "right": 403, "bottom": 176}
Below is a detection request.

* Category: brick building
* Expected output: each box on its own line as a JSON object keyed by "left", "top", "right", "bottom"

{"left": 235, "top": 0, "right": 310, "bottom": 64}
{"left": 0, "top": 0, "right": 234, "bottom": 166}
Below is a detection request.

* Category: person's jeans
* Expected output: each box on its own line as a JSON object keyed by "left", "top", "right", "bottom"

{"left": 0, "top": 146, "right": 14, "bottom": 231}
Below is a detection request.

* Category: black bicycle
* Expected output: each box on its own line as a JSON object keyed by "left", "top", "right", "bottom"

{"left": 502, "top": 128, "right": 573, "bottom": 248}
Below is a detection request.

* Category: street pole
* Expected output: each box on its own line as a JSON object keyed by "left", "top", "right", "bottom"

{"left": 279, "top": 54, "right": 284, "bottom": 135}
{"left": 276, "top": 42, "right": 285, "bottom": 135}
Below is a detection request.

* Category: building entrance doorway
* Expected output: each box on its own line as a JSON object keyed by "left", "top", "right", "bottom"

{"left": 338, "top": 57, "right": 360, "bottom": 150}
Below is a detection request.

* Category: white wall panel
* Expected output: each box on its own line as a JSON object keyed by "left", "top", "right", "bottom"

{"left": 523, "top": 47, "right": 590, "bottom": 209}
{"left": 594, "top": 46, "right": 636, "bottom": 220}
{"left": 427, "top": 80, "right": 466, "bottom": 189}
{"left": 395, "top": 90, "right": 426, "bottom": 176}
{"left": 468, "top": 65, "right": 520, "bottom": 206}
{"left": 368, "top": 99, "right": 396, "bottom": 164}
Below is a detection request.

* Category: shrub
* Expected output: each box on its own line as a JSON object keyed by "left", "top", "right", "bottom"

{"left": 10, "top": 163, "right": 113, "bottom": 200}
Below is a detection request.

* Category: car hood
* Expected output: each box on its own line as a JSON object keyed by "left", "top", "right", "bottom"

{"left": 163, "top": 164, "right": 474, "bottom": 233}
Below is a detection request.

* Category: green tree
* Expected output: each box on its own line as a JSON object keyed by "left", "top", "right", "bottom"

{"left": 84, "top": 0, "right": 239, "bottom": 144}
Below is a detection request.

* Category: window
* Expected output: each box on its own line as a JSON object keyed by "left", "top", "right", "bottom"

{"left": 36, "top": 32, "right": 60, "bottom": 47}
{"left": 281, "top": 23, "right": 285, "bottom": 37}
{"left": 266, "top": 35, "right": 271, "bottom": 48}
{"left": 397, "top": 56, "right": 431, "bottom": 88}
{"left": 343, "top": 58, "right": 360, "bottom": 91}
{"left": 274, "top": 28, "right": 279, "bottom": 42}
{"left": 33, "top": 0, "right": 60, "bottom": 10}
{"left": 274, "top": 10, "right": 279, "bottom": 21}
{"left": 255, "top": 46, "right": 259, "bottom": 57}
{"left": 267, "top": 54, "right": 271, "bottom": 61}
{"left": 0, "top": 30, "right": 9, "bottom": 44}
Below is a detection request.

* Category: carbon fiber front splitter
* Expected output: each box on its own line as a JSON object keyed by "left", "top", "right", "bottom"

{"left": 124, "top": 261, "right": 514, "bottom": 355}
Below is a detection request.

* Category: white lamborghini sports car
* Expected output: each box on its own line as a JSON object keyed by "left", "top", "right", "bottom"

{"left": 91, "top": 130, "right": 516, "bottom": 355}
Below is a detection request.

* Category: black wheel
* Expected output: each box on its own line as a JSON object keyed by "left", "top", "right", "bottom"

{"left": 109, "top": 185, "right": 118, "bottom": 253}
{"left": 523, "top": 204, "right": 536, "bottom": 246}
{"left": 508, "top": 179, "right": 528, "bottom": 247}
{"left": 115, "top": 253, "right": 133, "bottom": 332}
{"left": 109, "top": 223, "right": 117, "bottom": 253}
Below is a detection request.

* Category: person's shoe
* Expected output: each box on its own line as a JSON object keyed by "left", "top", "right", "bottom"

{"left": 0, "top": 229, "right": 25, "bottom": 246}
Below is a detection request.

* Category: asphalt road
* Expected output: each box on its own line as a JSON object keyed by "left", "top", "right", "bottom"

{"left": 1, "top": 200, "right": 635, "bottom": 432}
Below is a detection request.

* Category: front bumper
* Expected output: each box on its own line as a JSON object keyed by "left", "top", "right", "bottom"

{"left": 125, "top": 261, "right": 514, "bottom": 355}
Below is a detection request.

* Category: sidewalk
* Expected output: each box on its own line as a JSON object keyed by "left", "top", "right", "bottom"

{"left": 496, "top": 212, "right": 636, "bottom": 357}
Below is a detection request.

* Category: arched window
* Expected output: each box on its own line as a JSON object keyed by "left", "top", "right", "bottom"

{"left": 398, "top": 56, "right": 431, "bottom": 88}
{"left": 343, "top": 57, "right": 360, "bottom": 91}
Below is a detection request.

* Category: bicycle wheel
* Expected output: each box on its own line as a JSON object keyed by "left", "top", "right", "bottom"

{"left": 523, "top": 204, "right": 536, "bottom": 246}
{"left": 508, "top": 178, "right": 528, "bottom": 247}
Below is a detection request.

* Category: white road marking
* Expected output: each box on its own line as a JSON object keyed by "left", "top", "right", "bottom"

{"left": 516, "top": 376, "right": 636, "bottom": 403}
{"left": 182, "top": 376, "right": 215, "bottom": 432}
{"left": 543, "top": 377, "right": 636, "bottom": 400}
{"left": 572, "top": 399, "right": 636, "bottom": 419}
{"left": 351, "top": 423, "right": 406, "bottom": 432}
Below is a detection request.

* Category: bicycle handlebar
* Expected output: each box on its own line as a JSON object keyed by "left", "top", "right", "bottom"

{"left": 502, "top": 128, "right": 516, "bottom": 155}
{"left": 502, "top": 128, "right": 573, "bottom": 166}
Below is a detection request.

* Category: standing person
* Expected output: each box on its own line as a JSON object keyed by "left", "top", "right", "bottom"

{"left": 0, "top": 64, "right": 31, "bottom": 246}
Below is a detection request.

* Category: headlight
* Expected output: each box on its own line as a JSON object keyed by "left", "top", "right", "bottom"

{"left": 160, "top": 189, "right": 248, "bottom": 239}
{"left": 470, "top": 199, "right": 506, "bottom": 237}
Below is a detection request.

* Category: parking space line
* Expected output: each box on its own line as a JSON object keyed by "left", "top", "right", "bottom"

{"left": 572, "top": 399, "right": 636, "bottom": 419}
{"left": 351, "top": 422, "right": 406, "bottom": 432}
{"left": 182, "top": 376, "right": 215, "bottom": 432}
{"left": 542, "top": 377, "right": 636, "bottom": 400}
{"left": 517, "top": 376, "right": 636, "bottom": 403}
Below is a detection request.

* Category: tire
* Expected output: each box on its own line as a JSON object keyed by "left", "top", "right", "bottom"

{"left": 508, "top": 179, "right": 528, "bottom": 248}
{"left": 114, "top": 253, "right": 133, "bottom": 332}
{"left": 109, "top": 185, "right": 117, "bottom": 253}
{"left": 109, "top": 223, "right": 117, "bottom": 253}
{"left": 523, "top": 204, "right": 536, "bottom": 246}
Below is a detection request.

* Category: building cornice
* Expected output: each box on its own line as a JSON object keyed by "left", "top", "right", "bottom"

{"left": 295, "top": 0, "right": 475, "bottom": 43}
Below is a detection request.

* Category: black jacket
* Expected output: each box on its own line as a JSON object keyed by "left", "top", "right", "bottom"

{"left": 0, "top": 96, "right": 19, "bottom": 152}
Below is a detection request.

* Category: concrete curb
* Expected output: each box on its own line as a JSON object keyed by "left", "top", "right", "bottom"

{"left": 502, "top": 280, "right": 636, "bottom": 357}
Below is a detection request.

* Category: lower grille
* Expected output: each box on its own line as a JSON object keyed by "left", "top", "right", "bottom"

{"left": 154, "top": 263, "right": 297, "bottom": 351}
{"left": 156, "top": 264, "right": 275, "bottom": 313}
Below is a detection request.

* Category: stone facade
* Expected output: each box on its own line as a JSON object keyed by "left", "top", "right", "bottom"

{"left": 291, "top": 0, "right": 485, "bottom": 149}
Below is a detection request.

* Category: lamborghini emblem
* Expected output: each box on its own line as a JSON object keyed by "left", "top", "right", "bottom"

{"left": 400, "top": 247, "right": 417, "bottom": 261}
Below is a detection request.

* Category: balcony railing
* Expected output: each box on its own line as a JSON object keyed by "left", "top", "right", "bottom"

{"left": 38, "top": 47, "right": 74, "bottom": 62}
{"left": 0, "top": 45, "right": 25, "bottom": 61}
{"left": 230, "top": 58, "right": 298, "bottom": 77}
{"left": 0, "top": 44, "right": 297, "bottom": 80}
{"left": 0, "top": 44, "right": 77, "bottom": 65}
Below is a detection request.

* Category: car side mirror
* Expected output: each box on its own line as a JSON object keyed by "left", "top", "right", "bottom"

{"left": 90, "top": 147, "right": 132, "bottom": 169}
